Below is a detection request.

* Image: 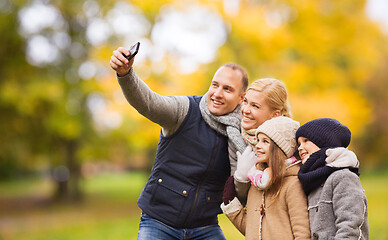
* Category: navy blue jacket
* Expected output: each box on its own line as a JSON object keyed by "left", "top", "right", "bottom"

{"left": 137, "top": 96, "right": 230, "bottom": 228}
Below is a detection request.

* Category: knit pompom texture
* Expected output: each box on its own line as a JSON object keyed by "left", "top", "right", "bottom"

{"left": 255, "top": 116, "right": 300, "bottom": 158}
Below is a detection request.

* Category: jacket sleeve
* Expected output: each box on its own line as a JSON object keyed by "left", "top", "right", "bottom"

{"left": 234, "top": 178, "right": 250, "bottom": 206}
{"left": 229, "top": 141, "right": 238, "bottom": 176}
{"left": 331, "top": 171, "right": 368, "bottom": 239}
{"left": 117, "top": 68, "right": 189, "bottom": 136}
{"left": 286, "top": 178, "right": 311, "bottom": 240}
{"left": 220, "top": 197, "right": 247, "bottom": 235}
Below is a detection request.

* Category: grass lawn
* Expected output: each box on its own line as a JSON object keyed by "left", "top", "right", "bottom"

{"left": 0, "top": 170, "right": 386, "bottom": 239}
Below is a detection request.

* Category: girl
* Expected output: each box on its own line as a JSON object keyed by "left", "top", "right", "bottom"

{"left": 296, "top": 118, "right": 369, "bottom": 239}
{"left": 221, "top": 116, "right": 311, "bottom": 240}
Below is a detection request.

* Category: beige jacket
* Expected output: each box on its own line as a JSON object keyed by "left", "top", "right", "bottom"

{"left": 222, "top": 163, "right": 311, "bottom": 240}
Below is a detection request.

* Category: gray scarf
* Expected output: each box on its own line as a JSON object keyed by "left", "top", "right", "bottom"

{"left": 199, "top": 93, "right": 247, "bottom": 153}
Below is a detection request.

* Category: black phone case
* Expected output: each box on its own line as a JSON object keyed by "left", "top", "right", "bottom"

{"left": 125, "top": 42, "right": 140, "bottom": 61}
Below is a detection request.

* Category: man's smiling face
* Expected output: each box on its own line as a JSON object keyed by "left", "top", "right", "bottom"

{"left": 206, "top": 66, "right": 245, "bottom": 116}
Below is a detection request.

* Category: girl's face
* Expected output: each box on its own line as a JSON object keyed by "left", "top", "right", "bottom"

{"left": 241, "top": 90, "right": 280, "bottom": 130}
{"left": 255, "top": 133, "right": 271, "bottom": 164}
{"left": 297, "top": 136, "right": 321, "bottom": 164}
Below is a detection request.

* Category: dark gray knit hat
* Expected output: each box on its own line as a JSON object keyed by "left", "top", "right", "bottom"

{"left": 295, "top": 118, "right": 351, "bottom": 148}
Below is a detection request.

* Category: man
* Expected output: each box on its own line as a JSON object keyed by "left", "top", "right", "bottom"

{"left": 110, "top": 45, "right": 248, "bottom": 239}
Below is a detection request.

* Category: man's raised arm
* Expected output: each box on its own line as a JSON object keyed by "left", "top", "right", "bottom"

{"left": 110, "top": 46, "right": 189, "bottom": 136}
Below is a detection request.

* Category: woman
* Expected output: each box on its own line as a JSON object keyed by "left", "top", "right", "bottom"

{"left": 221, "top": 79, "right": 310, "bottom": 239}
{"left": 233, "top": 78, "right": 292, "bottom": 203}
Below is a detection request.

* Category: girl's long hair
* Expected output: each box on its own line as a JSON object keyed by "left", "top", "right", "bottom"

{"left": 266, "top": 139, "right": 287, "bottom": 202}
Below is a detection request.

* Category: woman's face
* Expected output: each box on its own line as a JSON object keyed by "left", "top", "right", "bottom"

{"left": 241, "top": 90, "right": 279, "bottom": 130}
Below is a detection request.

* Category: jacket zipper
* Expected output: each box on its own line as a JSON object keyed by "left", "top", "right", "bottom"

{"left": 183, "top": 135, "right": 219, "bottom": 227}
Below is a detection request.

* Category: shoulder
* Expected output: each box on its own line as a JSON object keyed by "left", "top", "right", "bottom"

{"left": 282, "top": 164, "right": 302, "bottom": 189}
{"left": 285, "top": 162, "right": 301, "bottom": 177}
{"left": 327, "top": 169, "right": 360, "bottom": 184}
{"left": 325, "top": 169, "right": 364, "bottom": 194}
{"left": 283, "top": 171, "right": 305, "bottom": 197}
{"left": 188, "top": 95, "right": 203, "bottom": 104}
{"left": 174, "top": 96, "right": 191, "bottom": 110}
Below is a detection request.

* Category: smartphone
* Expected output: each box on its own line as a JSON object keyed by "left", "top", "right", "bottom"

{"left": 123, "top": 42, "right": 140, "bottom": 61}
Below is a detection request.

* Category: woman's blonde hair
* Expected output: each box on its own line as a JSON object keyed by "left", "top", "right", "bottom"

{"left": 248, "top": 78, "right": 291, "bottom": 117}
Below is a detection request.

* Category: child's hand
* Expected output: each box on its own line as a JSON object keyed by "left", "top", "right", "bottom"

{"left": 234, "top": 146, "right": 256, "bottom": 182}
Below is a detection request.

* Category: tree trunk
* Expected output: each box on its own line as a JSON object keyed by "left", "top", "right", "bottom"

{"left": 53, "top": 139, "right": 83, "bottom": 202}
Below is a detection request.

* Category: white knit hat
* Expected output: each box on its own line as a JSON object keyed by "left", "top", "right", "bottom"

{"left": 255, "top": 116, "right": 300, "bottom": 158}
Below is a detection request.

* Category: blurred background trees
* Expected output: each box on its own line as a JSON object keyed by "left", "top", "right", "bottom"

{"left": 1, "top": 0, "right": 387, "bottom": 201}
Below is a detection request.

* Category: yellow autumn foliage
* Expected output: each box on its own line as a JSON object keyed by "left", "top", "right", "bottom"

{"left": 95, "top": 0, "right": 388, "bottom": 164}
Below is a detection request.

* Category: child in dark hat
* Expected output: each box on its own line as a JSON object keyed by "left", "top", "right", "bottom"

{"left": 296, "top": 118, "right": 369, "bottom": 240}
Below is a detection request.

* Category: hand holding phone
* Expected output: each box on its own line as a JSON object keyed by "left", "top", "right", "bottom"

{"left": 123, "top": 42, "right": 140, "bottom": 61}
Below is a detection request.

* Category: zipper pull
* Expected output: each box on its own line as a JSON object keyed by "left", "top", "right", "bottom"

{"left": 260, "top": 203, "right": 265, "bottom": 216}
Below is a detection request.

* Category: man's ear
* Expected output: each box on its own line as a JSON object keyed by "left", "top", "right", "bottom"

{"left": 238, "top": 92, "right": 246, "bottom": 104}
